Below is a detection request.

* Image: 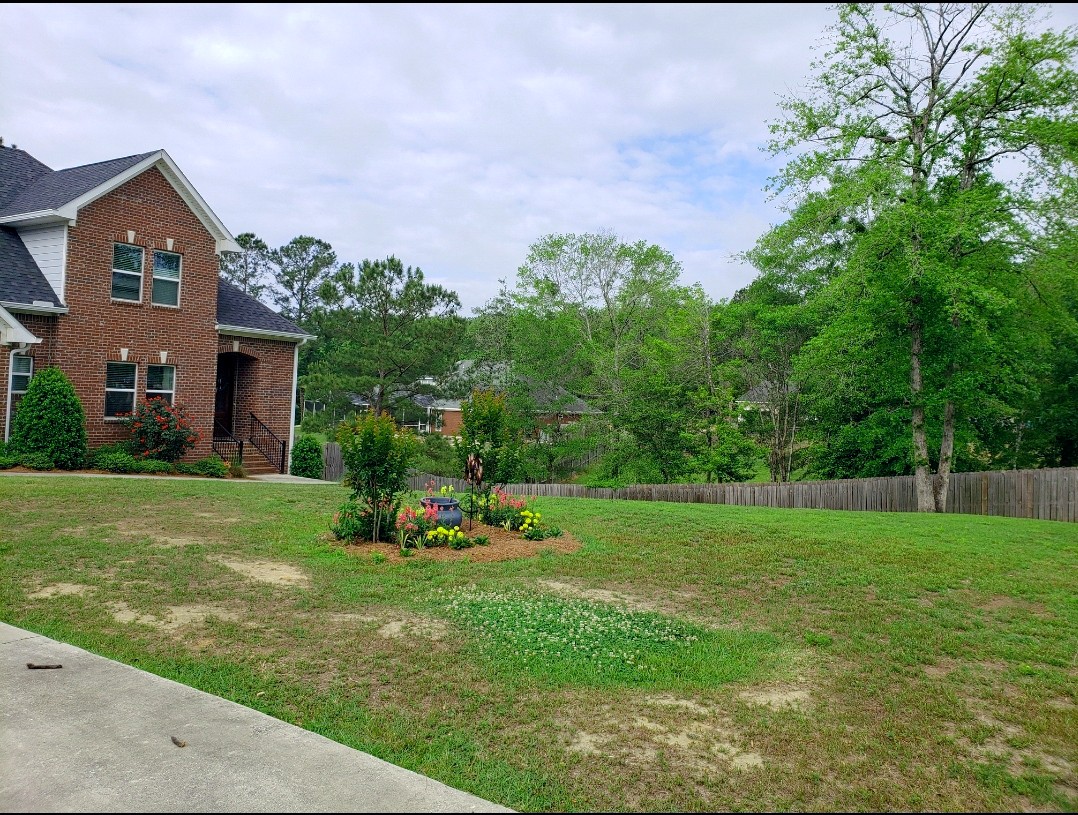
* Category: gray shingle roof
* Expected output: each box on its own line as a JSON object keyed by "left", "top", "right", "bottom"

{"left": 216, "top": 278, "right": 308, "bottom": 337}
{"left": 0, "top": 151, "right": 156, "bottom": 218}
{"left": 0, "top": 227, "right": 63, "bottom": 307}
{"left": 0, "top": 148, "right": 53, "bottom": 211}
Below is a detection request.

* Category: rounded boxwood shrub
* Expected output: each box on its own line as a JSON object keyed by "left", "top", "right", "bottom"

{"left": 290, "top": 435, "right": 324, "bottom": 479}
{"left": 9, "top": 367, "right": 87, "bottom": 470}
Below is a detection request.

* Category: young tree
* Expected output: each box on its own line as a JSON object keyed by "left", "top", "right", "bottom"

{"left": 304, "top": 256, "right": 463, "bottom": 414}
{"left": 9, "top": 367, "right": 87, "bottom": 469}
{"left": 765, "top": 3, "right": 1078, "bottom": 510}
{"left": 219, "top": 232, "right": 271, "bottom": 299}
{"left": 269, "top": 236, "right": 339, "bottom": 326}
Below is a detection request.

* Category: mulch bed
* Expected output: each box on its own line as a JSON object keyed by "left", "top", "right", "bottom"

{"left": 341, "top": 522, "right": 582, "bottom": 563}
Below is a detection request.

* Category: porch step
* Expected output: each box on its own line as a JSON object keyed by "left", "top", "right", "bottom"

{"left": 239, "top": 445, "right": 282, "bottom": 476}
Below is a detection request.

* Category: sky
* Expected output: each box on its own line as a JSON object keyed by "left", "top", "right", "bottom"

{"left": 4, "top": 3, "right": 1077, "bottom": 314}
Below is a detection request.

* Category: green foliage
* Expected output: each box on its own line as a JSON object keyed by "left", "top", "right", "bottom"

{"left": 9, "top": 366, "right": 87, "bottom": 470}
{"left": 336, "top": 411, "right": 420, "bottom": 541}
{"left": 331, "top": 499, "right": 367, "bottom": 541}
{"left": 413, "top": 432, "right": 459, "bottom": 478}
{"left": 219, "top": 232, "right": 271, "bottom": 299}
{"left": 456, "top": 389, "right": 522, "bottom": 486}
{"left": 174, "top": 456, "right": 228, "bottom": 478}
{"left": 0, "top": 455, "right": 17, "bottom": 470}
{"left": 270, "top": 235, "right": 338, "bottom": 326}
{"left": 18, "top": 451, "right": 55, "bottom": 470}
{"left": 303, "top": 255, "right": 463, "bottom": 416}
{"left": 94, "top": 451, "right": 141, "bottom": 473}
{"left": 89, "top": 442, "right": 133, "bottom": 467}
{"left": 289, "top": 435, "right": 324, "bottom": 479}
{"left": 123, "top": 398, "right": 200, "bottom": 462}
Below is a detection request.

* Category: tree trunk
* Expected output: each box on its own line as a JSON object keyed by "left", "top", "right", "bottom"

{"left": 933, "top": 399, "right": 955, "bottom": 512}
{"left": 910, "top": 319, "right": 936, "bottom": 511}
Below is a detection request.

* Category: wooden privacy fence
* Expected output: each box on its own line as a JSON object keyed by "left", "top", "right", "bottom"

{"left": 401, "top": 467, "right": 1078, "bottom": 522}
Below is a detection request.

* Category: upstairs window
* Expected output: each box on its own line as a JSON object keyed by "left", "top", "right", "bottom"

{"left": 112, "top": 244, "right": 143, "bottom": 301}
{"left": 146, "top": 364, "right": 175, "bottom": 404}
{"left": 105, "top": 362, "right": 137, "bottom": 418}
{"left": 152, "top": 250, "right": 181, "bottom": 306}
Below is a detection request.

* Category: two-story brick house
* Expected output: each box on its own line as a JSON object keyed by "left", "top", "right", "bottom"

{"left": 0, "top": 145, "right": 312, "bottom": 473}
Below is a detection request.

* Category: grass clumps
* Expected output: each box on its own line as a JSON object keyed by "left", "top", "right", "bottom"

{"left": 442, "top": 588, "right": 777, "bottom": 688}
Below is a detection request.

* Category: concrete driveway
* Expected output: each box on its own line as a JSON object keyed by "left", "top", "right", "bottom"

{"left": 0, "top": 623, "right": 512, "bottom": 813}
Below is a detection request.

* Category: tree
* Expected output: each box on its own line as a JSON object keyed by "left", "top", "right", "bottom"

{"left": 304, "top": 255, "right": 463, "bottom": 415}
{"left": 269, "top": 235, "right": 339, "bottom": 326}
{"left": 765, "top": 3, "right": 1078, "bottom": 510}
{"left": 219, "top": 232, "right": 271, "bottom": 299}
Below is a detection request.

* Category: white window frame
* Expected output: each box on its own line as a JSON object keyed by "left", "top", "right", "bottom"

{"left": 104, "top": 361, "right": 138, "bottom": 420}
{"left": 151, "top": 250, "right": 182, "bottom": 307}
{"left": 146, "top": 364, "right": 176, "bottom": 404}
{"left": 4, "top": 353, "right": 33, "bottom": 441}
{"left": 111, "top": 243, "right": 144, "bottom": 303}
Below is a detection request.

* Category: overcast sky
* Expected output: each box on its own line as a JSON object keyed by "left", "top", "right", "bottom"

{"left": 4, "top": 3, "right": 1077, "bottom": 314}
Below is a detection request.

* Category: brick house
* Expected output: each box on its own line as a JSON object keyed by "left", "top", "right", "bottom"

{"left": 0, "top": 145, "right": 312, "bottom": 473}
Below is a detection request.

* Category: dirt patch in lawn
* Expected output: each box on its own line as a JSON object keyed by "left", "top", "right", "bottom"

{"left": 28, "top": 582, "right": 95, "bottom": 599}
{"left": 739, "top": 686, "right": 812, "bottom": 710}
{"left": 106, "top": 601, "right": 241, "bottom": 631}
{"left": 341, "top": 523, "right": 582, "bottom": 563}
{"left": 212, "top": 557, "right": 309, "bottom": 586}
{"left": 376, "top": 617, "right": 448, "bottom": 641}
{"left": 111, "top": 520, "right": 216, "bottom": 548}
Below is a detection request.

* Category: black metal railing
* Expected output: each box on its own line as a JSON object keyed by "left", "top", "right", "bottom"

{"left": 248, "top": 412, "right": 286, "bottom": 474}
{"left": 212, "top": 421, "right": 244, "bottom": 466}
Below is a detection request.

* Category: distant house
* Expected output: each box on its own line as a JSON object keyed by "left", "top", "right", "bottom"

{"left": 0, "top": 145, "right": 312, "bottom": 472}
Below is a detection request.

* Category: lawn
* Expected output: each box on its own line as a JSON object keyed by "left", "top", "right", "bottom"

{"left": 1, "top": 475, "right": 1075, "bottom": 812}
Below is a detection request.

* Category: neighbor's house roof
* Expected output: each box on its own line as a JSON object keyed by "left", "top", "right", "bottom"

{"left": 0, "top": 145, "right": 309, "bottom": 341}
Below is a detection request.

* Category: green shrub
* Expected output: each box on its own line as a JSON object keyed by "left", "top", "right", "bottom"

{"left": 9, "top": 367, "right": 87, "bottom": 469}
{"left": 174, "top": 456, "right": 228, "bottom": 478}
{"left": 331, "top": 499, "right": 367, "bottom": 541}
{"left": 337, "top": 412, "right": 420, "bottom": 542}
{"left": 123, "top": 398, "right": 199, "bottom": 462}
{"left": 0, "top": 455, "right": 18, "bottom": 470}
{"left": 19, "top": 451, "right": 56, "bottom": 470}
{"left": 290, "top": 435, "right": 324, "bottom": 479}
{"left": 89, "top": 442, "right": 133, "bottom": 468}
{"left": 136, "top": 459, "right": 174, "bottom": 474}
{"left": 96, "top": 451, "right": 140, "bottom": 473}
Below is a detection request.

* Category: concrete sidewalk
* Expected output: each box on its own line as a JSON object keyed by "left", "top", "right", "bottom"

{"left": 0, "top": 623, "right": 512, "bottom": 813}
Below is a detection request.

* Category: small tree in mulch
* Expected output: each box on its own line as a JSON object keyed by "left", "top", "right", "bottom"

{"left": 123, "top": 398, "right": 200, "bottom": 462}
{"left": 9, "top": 366, "right": 87, "bottom": 470}
{"left": 334, "top": 411, "right": 420, "bottom": 542}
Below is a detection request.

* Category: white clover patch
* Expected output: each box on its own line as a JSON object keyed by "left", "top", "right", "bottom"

{"left": 442, "top": 587, "right": 706, "bottom": 683}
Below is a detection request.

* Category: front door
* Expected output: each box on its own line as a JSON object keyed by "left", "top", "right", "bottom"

{"left": 214, "top": 355, "right": 236, "bottom": 434}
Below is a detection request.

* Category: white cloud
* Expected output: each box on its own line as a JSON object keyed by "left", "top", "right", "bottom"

{"left": 3, "top": 2, "right": 1076, "bottom": 312}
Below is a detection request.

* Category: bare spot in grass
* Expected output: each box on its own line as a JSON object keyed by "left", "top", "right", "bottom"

{"left": 1047, "top": 697, "right": 1075, "bottom": 711}
{"left": 154, "top": 535, "right": 206, "bottom": 548}
{"left": 213, "top": 557, "right": 309, "bottom": 586}
{"left": 567, "top": 731, "right": 610, "bottom": 755}
{"left": 326, "top": 612, "right": 380, "bottom": 624}
{"left": 924, "top": 657, "right": 959, "bottom": 678}
{"left": 739, "top": 687, "right": 811, "bottom": 710}
{"left": 29, "top": 583, "right": 94, "bottom": 599}
{"left": 195, "top": 512, "right": 242, "bottom": 522}
{"left": 644, "top": 694, "right": 713, "bottom": 716}
{"left": 162, "top": 604, "right": 241, "bottom": 631}
{"left": 377, "top": 617, "right": 448, "bottom": 641}
{"left": 630, "top": 715, "right": 764, "bottom": 771}
{"left": 107, "top": 601, "right": 158, "bottom": 626}
{"left": 537, "top": 579, "right": 680, "bottom": 614}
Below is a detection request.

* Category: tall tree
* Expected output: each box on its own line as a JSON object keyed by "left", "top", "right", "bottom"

{"left": 765, "top": 3, "right": 1078, "bottom": 510}
{"left": 219, "top": 232, "right": 271, "bottom": 299}
{"left": 304, "top": 256, "right": 463, "bottom": 415}
{"left": 269, "top": 236, "right": 338, "bottom": 326}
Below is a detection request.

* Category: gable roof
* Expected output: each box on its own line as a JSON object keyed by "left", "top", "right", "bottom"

{"left": 0, "top": 227, "right": 64, "bottom": 309}
{"left": 0, "top": 147, "right": 240, "bottom": 254}
{"left": 216, "top": 278, "right": 312, "bottom": 340}
{"left": 0, "top": 148, "right": 52, "bottom": 210}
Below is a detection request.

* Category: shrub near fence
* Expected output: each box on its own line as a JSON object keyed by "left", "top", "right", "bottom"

{"left": 402, "top": 467, "right": 1078, "bottom": 522}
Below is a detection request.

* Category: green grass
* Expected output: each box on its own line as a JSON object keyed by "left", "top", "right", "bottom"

{"left": 1, "top": 475, "right": 1076, "bottom": 812}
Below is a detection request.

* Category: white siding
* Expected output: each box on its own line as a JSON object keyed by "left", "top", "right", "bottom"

{"left": 17, "top": 224, "right": 67, "bottom": 303}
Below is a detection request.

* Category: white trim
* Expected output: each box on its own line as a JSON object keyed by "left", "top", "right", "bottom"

{"left": 59, "top": 223, "right": 69, "bottom": 302}
{"left": 0, "top": 301, "right": 68, "bottom": 315}
{"left": 288, "top": 342, "right": 300, "bottom": 474}
{"left": 216, "top": 324, "right": 315, "bottom": 342}
{"left": 0, "top": 151, "right": 241, "bottom": 254}
{"left": 0, "top": 304, "right": 43, "bottom": 346}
